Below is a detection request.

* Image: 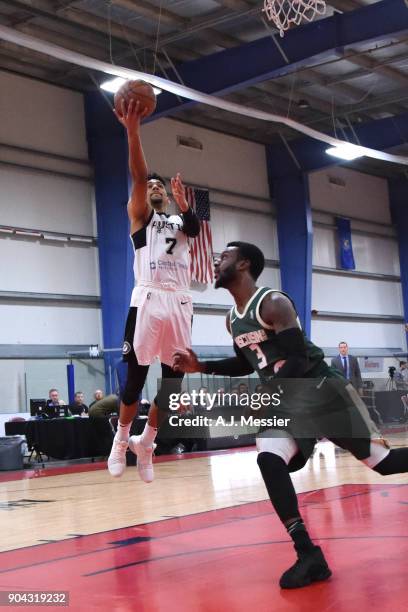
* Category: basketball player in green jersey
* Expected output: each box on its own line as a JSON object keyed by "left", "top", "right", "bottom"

{"left": 173, "top": 241, "right": 408, "bottom": 589}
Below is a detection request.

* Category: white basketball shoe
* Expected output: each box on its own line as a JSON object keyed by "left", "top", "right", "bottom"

{"left": 107, "top": 436, "right": 128, "bottom": 477}
{"left": 128, "top": 435, "right": 157, "bottom": 483}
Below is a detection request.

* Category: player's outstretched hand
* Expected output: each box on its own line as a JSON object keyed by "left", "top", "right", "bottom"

{"left": 114, "top": 99, "right": 149, "bottom": 132}
{"left": 173, "top": 348, "right": 201, "bottom": 373}
{"left": 171, "top": 173, "right": 189, "bottom": 212}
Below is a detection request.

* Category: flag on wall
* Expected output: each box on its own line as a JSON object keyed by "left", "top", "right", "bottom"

{"left": 186, "top": 187, "right": 214, "bottom": 284}
{"left": 335, "top": 217, "right": 355, "bottom": 270}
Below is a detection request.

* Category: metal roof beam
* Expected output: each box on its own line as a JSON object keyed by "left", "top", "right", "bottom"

{"left": 111, "top": 0, "right": 186, "bottom": 27}
{"left": 150, "top": 0, "right": 408, "bottom": 120}
{"left": 215, "top": 0, "right": 255, "bottom": 10}
{"left": 266, "top": 110, "right": 408, "bottom": 177}
{"left": 2, "top": 0, "right": 200, "bottom": 63}
{"left": 342, "top": 51, "right": 408, "bottom": 86}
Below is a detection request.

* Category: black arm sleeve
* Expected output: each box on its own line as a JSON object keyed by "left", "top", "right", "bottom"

{"left": 274, "top": 327, "right": 309, "bottom": 378}
{"left": 182, "top": 207, "right": 201, "bottom": 237}
{"left": 203, "top": 344, "right": 254, "bottom": 376}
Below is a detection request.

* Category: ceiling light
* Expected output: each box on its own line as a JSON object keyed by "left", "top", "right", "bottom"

{"left": 325, "top": 143, "right": 363, "bottom": 161}
{"left": 100, "top": 76, "right": 162, "bottom": 96}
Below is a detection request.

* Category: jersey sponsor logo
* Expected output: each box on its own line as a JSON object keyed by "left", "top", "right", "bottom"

{"left": 122, "top": 341, "right": 132, "bottom": 355}
{"left": 150, "top": 260, "right": 188, "bottom": 270}
{"left": 235, "top": 329, "right": 268, "bottom": 348}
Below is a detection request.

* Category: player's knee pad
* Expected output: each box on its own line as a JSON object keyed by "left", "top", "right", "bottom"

{"left": 154, "top": 378, "right": 183, "bottom": 413}
{"left": 256, "top": 432, "right": 299, "bottom": 466}
{"left": 121, "top": 381, "right": 143, "bottom": 406}
{"left": 362, "top": 440, "right": 390, "bottom": 470}
{"left": 257, "top": 451, "right": 287, "bottom": 472}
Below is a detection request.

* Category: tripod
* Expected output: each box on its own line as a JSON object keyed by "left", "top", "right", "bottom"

{"left": 385, "top": 376, "right": 397, "bottom": 391}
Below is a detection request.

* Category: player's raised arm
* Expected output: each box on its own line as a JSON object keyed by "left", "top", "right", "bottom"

{"left": 171, "top": 173, "right": 200, "bottom": 237}
{"left": 259, "top": 292, "right": 308, "bottom": 378}
{"left": 114, "top": 99, "right": 150, "bottom": 232}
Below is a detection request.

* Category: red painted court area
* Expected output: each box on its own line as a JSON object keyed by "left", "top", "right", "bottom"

{"left": 0, "top": 484, "right": 406, "bottom": 612}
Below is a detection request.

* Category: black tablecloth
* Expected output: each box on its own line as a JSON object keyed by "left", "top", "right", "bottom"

{"left": 4, "top": 421, "right": 27, "bottom": 436}
{"left": 375, "top": 390, "right": 406, "bottom": 422}
{"left": 5, "top": 418, "right": 113, "bottom": 460}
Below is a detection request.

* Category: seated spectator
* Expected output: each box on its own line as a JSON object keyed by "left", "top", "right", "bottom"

{"left": 47, "top": 388, "right": 66, "bottom": 407}
{"left": 70, "top": 391, "right": 88, "bottom": 416}
{"left": 196, "top": 386, "right": 211, "bottom": 412}
{"left": 89, "top": 393, "right": 120, "bottom": 418}
{"left": 396, "top": 361, "right": 408, "bottom": 389}
{"left": 229, "top": 386, "right": 239, "bottom": 405}
{"left": 238, "top": 383, "right": 249, "bottom": 397}
{"left": 89, "top": 389, "right": 105, "bottom": 408}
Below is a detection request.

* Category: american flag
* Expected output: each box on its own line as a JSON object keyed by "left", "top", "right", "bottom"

{"left": 186, "top": 187, "right": 214, "bottom": 284}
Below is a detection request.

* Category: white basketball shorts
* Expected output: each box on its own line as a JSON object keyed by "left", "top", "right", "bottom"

{"left": 130, "top": 284, "right": 193, "bottom": 366}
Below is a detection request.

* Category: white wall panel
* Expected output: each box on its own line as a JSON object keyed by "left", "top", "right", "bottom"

{"left": 313, "top": 227, "right": 337, "bottom": 268}
{"left": 309, "top": 166, "right": 390, "bottom": 224}
{"left": 0, "top": 360, "right": 25, "bottom": 413}
{"left": 351, "top": 233, "right": 400, "bottom": 276}
{"left": 313, "top": 227, "right": 400, "bottom": 275}
{"left": 141, "top": 118, "right": 269, "bottom": 200}
{"left": 192, "top": 314, "right": 232, "bottom": 346}
{"left": 0, "top": 71, "right": 87, "bottom": 159}
{"left": 190, "top": 266, "right": 280, "bottom": 307}
{"left": 210, "top": 206, "right": 278, "bottom": 260}
{"left": 311, "top": 320, "right": 405, "bottom": 350}
{"left": 0, "top": 238, "right": 99, "bottom": 295}
{"left": 0, "top": 305, "right": 102, "bottom": 345}
{"left": 0, "top": 166, "right": 94, "bottom": 235}
{"left": 312, "top": 274, "right": 403, "bottom": 316}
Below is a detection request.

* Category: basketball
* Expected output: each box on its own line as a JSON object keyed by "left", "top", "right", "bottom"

{"left": 114, "top": 79, "right": 157, "bottom": 118}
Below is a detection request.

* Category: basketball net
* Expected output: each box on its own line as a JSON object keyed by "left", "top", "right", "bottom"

{"left": 263, "top": 0, "right": 326, "bottom": 37}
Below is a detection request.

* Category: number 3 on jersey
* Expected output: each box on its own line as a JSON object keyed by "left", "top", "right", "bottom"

{"left": 249, "top": 343, "right": 267, "bottom": 369}
{"left": 166, "top": 238, "right": 177, "bottom": 254}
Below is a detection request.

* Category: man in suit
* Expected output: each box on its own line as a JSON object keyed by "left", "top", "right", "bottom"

{"left": 331, "top": 342, "right": 363, "bottom": 395}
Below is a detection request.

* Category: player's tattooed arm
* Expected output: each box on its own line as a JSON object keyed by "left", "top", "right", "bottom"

{"left": 260, "top": 293, "right": 309, "bottom": 378}
{"left": 114, "top": 99, "right": 151, "bottom": 231}
{"left": 259, "top": 292, "right": 298, "bottom": 331}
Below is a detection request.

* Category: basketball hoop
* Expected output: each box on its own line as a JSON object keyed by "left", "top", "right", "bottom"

{"left": 263, "top": 0, "right": 326, "bottom": 37}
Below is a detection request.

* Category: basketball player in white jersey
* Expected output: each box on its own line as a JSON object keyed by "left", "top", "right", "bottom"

{"left": 108, "top": 99, "right": 200, "bottom": 482}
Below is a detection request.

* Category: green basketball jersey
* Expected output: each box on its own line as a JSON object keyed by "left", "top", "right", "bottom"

{"left": 230, "top": 287, "right": 326, "bottom": 383}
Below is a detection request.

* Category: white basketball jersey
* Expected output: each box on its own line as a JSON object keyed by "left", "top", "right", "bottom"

{"left": 131, "top": 210, "right": 190, "bottom": 290}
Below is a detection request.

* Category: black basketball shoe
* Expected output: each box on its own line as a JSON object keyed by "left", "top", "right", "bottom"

{"left": 279, "top": 546, "right": 332, "bottom": 589}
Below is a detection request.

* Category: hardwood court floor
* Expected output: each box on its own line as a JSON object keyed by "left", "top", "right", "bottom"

{"left": 0, "top": 435, "right": 407, "bottom": 611}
